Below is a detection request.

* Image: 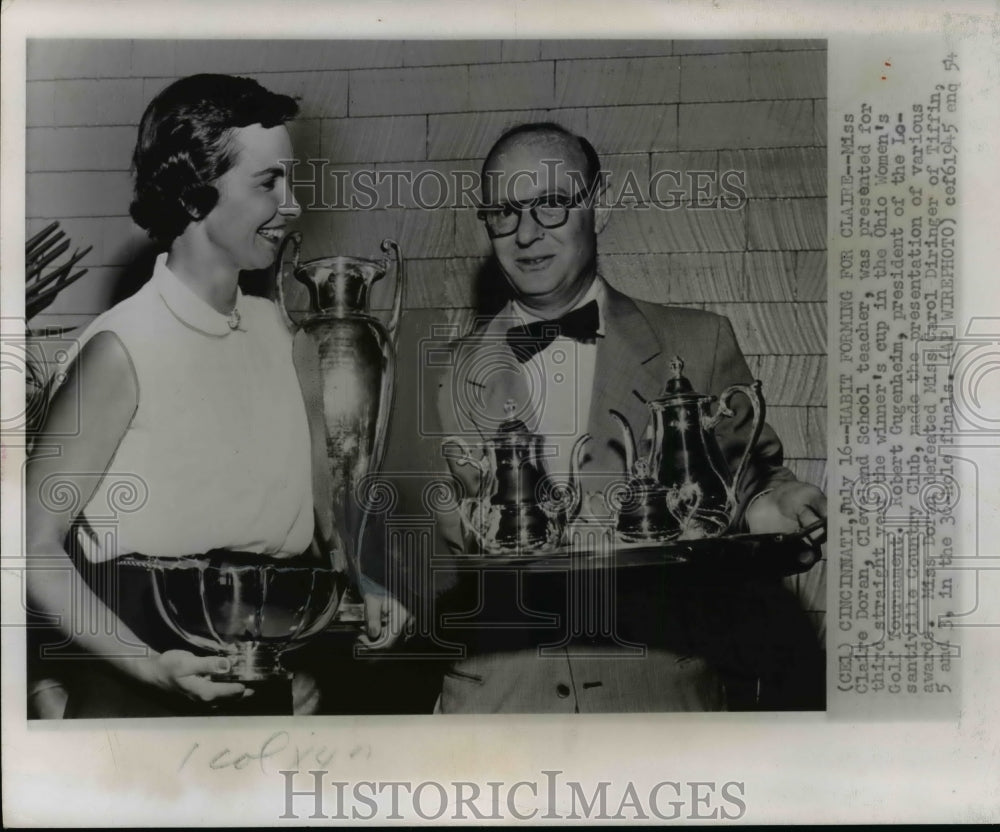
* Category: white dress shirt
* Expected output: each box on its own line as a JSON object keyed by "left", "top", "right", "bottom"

{"left": 487, "top": 279, "right": 606, "bottom": 481}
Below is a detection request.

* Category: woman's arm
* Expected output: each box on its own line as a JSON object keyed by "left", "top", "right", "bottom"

{"left": 25, "top": 331, "right": 247, "bottom": 703}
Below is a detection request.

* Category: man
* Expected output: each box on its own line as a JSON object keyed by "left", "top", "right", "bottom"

{"left": 431, "top": 122, "right": 826, "bottom": 713}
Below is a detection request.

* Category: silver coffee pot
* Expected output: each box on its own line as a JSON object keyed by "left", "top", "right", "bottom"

{"left": 611, "top": 357, "right": 764, "bottom": 540}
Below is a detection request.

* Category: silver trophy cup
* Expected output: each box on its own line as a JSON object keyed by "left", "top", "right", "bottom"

{"left": 134, "top": 235, "right": 404, "bottom": 682}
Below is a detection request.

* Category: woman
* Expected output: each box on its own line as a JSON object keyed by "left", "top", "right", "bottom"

{"left": 26, "top": 74, "right": 405, "bottom": 718}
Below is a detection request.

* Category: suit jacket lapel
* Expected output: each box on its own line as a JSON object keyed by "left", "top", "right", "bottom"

{"left": 587, "top": 286, "right": 663, "bottom": 480}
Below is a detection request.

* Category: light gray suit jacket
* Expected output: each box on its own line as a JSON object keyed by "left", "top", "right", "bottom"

{"left": 431, "top": 283, "right": 798, "bottom": 713}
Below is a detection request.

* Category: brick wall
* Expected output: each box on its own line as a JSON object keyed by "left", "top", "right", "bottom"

{"left": 26, "top": 39, "right": 827, "bottom": 500}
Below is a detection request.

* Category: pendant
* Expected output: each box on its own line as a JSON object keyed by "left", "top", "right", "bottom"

{"left": 227, "top": 307, "right": 241, "bottom": 330}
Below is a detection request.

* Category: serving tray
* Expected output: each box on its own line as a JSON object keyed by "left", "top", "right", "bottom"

{"left": 440, "top": 521, "right": 825, "bottom": 581}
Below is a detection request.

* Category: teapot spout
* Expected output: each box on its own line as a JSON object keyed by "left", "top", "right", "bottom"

{"left": 609, "top": 409, "right": 637, "bottom": 476}
{"left": 566, "top": 433, "right": 592, "bottom": 522}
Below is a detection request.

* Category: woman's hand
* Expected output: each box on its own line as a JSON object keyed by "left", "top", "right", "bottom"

{"left": 143, "top": 651, "right": 250, "bottom": 704}
{"left": 357, "top": 576, "right": 414, "bottom": 651}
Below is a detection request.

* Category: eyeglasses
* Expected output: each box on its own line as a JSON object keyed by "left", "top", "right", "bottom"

{"left": 477, "top": 190, "right": 592, "bottom": 239}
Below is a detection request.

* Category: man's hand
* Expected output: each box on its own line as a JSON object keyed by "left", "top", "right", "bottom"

{"left": 357, "top": 576, "right": 414, "bottom": 651}
{"left": 744, "top": 481, "right": 827, "bottom": 541}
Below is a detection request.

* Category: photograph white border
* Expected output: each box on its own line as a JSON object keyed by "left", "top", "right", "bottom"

{"left": 2, "top": 0, "right": 998, "bottom": 825}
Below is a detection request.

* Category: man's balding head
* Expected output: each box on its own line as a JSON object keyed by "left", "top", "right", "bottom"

{"left": 477, "top": 122, "right": 610, "bottom": 318}
{"left": 481, "top": 122, "right": 602, "bottom": 206}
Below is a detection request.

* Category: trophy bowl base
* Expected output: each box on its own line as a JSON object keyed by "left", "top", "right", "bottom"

{"left": 209, "top": 644, "right": 290, "bottom": 683}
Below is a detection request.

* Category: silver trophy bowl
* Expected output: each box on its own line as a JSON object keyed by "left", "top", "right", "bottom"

{"left": 125, "top": 552, "right": 363, "bottom": 681}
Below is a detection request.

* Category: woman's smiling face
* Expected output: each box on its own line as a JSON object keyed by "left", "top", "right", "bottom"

{"left": 199, "top": 123, "right": 301, "bottom": 274}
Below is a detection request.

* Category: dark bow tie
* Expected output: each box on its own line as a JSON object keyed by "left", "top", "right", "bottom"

{"left": 506, "top": 300, "right": 600, "bottom": 363}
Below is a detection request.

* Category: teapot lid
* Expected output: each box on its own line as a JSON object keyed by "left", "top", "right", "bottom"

{"left": 630, "top": 458, "right": 666, "bottom": 489}
{"left": 662, "top": 356, "right": 695, "bottom": 395}
{"left": 496, "top": 398, "right": 531, "bottom": 435}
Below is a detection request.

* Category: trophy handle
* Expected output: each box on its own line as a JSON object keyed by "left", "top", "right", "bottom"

{"left": 369, "top": 309, "right": 398, "bottom": 479}
{"left": 275, "top": 231, "right": 303, "bottom": 332}
{"left": 352, "top": 325, "right": 398, "bottom": 579}
{"left": 380, "top": 239, "right": 404, "bottom": 351}
{"left": 353, "top": 238, "right": 402, "bottom": 474}
{"left": 331, "top": 599, "right": 366, "bottom": 627}
{"left": 706, "top": 380, "right": 766, "bottom": 504}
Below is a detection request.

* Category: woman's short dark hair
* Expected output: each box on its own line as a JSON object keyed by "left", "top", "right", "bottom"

{"left": 129, "top": 74, "right": 299, "bottom": 244}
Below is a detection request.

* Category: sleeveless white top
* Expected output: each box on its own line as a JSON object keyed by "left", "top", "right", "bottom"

{"left": 70, "top": 254, "right": 314, "bottom": 562}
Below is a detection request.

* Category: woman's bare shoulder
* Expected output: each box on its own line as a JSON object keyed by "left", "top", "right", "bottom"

{"left": 46, "top": 329, "right": 140, "bottom": 435}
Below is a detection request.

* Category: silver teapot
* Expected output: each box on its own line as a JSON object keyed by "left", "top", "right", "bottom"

{"left": 445, "top": 401, "right": 590, "bottom": 554}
